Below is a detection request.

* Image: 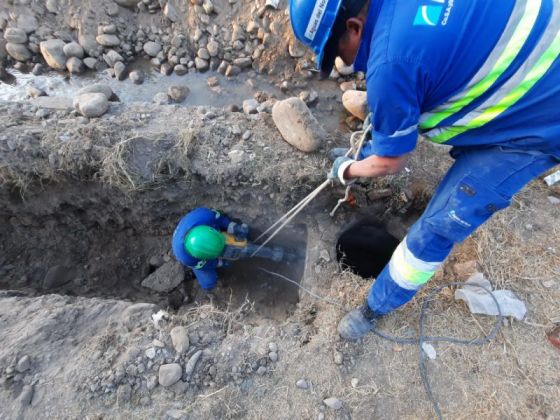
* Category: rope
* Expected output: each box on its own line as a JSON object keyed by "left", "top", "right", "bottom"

{"left": 258, "top": 267, "right": 503, "bottom": 420}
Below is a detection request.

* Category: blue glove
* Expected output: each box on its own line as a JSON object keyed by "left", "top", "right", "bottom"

{"left": 329, "top": 156, "right": 356, "bottom": 186}
{"left": 227, "top": 222, "right": 249, "bottom": 240}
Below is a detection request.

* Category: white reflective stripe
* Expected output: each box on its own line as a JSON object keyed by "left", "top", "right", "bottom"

{"left": 305, "top": 0, "right": 329, "bottom": 41}
{"left": 388, "top": 239, "right": 442, "bottom": 290}
{"left": 425, "top": 1, "right": 560, "bottom": 140}
{"left": 387, "top": 124, "right": 418, "bottom": 138}
{"left": 420, "top": 0, "right": 530, "bottom": 125}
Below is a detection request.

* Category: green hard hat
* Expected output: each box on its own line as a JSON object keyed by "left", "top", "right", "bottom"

{"left": 184, "top": 225, "right": 226, "bottom": 260}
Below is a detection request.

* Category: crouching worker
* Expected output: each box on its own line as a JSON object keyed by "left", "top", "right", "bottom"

{"left": 172, "top": 207, "right": 285, "bottom": 291}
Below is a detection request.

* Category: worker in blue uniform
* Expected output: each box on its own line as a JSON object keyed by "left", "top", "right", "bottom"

{"left": 289, "top": 0, "right": 560, "bottom": 340}
{"left": 172, "top": 208, "right": 285, "bottom": 291}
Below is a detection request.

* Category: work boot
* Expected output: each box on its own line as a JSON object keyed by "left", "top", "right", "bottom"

{"left": 327, "top": 147, "right": 348, "bottom": 162}
{"left": 337, "top": 303, "right": 378, "bottom": 341}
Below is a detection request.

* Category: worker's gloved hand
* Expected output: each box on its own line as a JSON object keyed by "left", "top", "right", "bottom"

{"left": 227, "top": 222, "right": 249, "bottom": 240}
{"left": 329, "top": 156, "right": 356, "bottom": 186}
{"left": 327, "top": 148, "right": 348, "bottom": 162}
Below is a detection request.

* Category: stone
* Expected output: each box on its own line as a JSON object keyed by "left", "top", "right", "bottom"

{"left": 164, "top": 1, "right": 179, "bottom": 22}
{"left": 342, "top": 90, "right": 368, "bottom": 121}
{"left": 17, "top": 14, "right": 38, "bottom": 34}
{"left": 170, "top": 326, "right": 190, "bottom": 354}
{"left": 46, "top": 0, "right": 59, "bottom": 13}
{"left": 185, "top": 350, "right": 202, "bottom": 376}
{"left": 268, "top": 352, "right": 278, "bottom": 362}
{"left": 207, "top": 40, "right": 219, "bottom": 57}
{"left": 83, "top": 57, "right": 97, "bottom": 69}
{"left": 268, "top": 342, "right": 278, "bottom": 352}
{"left": 207, "top": 76, "right": 219, "bottom": 87}
{"left": 40, "top": 39, "right": 66, "bottom": 70}
{"left": 233, "top": 57, "right": 252, "bottom": 68}
{"left": 195, "top": 57, "right": 209, "bottom": 71}
{"left": 228, "top": 149, "right": 247, "bottom": 164}
{"left": 296, "top": 379, "right": 308, "bottom": 389}
{"left": 102, "top": 24, "right": 117, "bottom": 35}
{"left": 197, "top": 48, "right": 210, "bottom": 60}
{"left": 63, "top": 42, "right": 84, "bottom": 58}
{"left": 272, "top": 97, "right": 326, "bottom": 152}
{"left": 43, "top": 265, "right": 76, "bottom": 289}
{"left": 78, "top": 33, "right": 98, "bottom": 57}
{"left": 4, "top": 28, "right": 27, "bottom": 44}
{"left": 174, "top": 64, "right": 187, "bottom": 75}
{"left": 31, "top": 63, "right": 44, "bottom": 75}
{"left": 299, "top": 90, "right": 318, "bottom": 105}
{"left": 257, "top": 366, "right": 267, "bottom": 375}
{"left": 66, "top": 57, "right": 84, "bottom": 74}
{"left": 103, "top": 50, "right": 124, "bottom": 66}
{"left": 116, "top": 384, "right": 132, "bottom": 405}
{"left": 113, "top": 0, "right": 138, "bottom": 7}
{"left": 26, "top": 86, "right": 45, "bottom": 98}
{"left": 202, "top": 0, "right": 214, "bottom": 14}
{"left": 16, "top": 355, "right": 31, "bottom": 373}
{"left": 335, "top": 56, "right": 354, "bottom": 76}
{"left": 113, "top": 62, "right": 126, "bottom": 80}
{"left": 143, "top": 41, "right": 161, "bottom": 57}
{"left": 323, "top": 397, "right": 343, "bottom": 410}
{"left": 288, "top": 40, "right": 305, "bottom": 58}
{"left": 168, "top": 85, "right": 189, "bottom": 103}
{"left": 6, "top": 43, "right": 31, "bottom": 61}
{"left": 77, "top": 84, "right": 113, "bottom": 100}
{"left": 76, "top": 93, "right": 109, "bottom": 118}
{"left": 225, "top": 64, "right": 240, "bottom": 77}
{"left": 158, "top": 364, "right": 182, "bottom": 387}
{"left": 242, "top": 99, "right": 258, "bottom": 114}
{"left": 141, "top": 260, "right": 184, "bottom": 292}
{"left": 96, "top": 34, "right": 120, "bottom": 47}
{"left": 129, "top": 70, "right": 144, "bottom": 84}
{"left": 160, "top": 63, "right": 173, "bottom": 76}
{"left": 33, "top": 96, "right": 73, "bottom": 111}
{"left": 153, "top": 92, "right": 170, "bottom": 105}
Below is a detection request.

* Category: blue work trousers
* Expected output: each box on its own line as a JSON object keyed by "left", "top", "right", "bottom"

{"left": 367, "top": 146, "right": 559, "bottom": 316}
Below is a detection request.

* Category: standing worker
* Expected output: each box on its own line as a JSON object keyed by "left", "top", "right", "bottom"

{"left": 289, "top": 0, "right": 560, "bottom": 340}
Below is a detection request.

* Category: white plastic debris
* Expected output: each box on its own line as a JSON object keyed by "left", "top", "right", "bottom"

{"left": 265, "top": 0, "right": 280, "bottom": 9}
{"left": 421, "top": 343, "right": 437, "bottom": 360}
{"left": 151, "top": 310, "right": 169, "bottom": 329}
{"left": 454, "top": 272, "right": 527, "bottom": 320}
{"left": 544, "top": 170, "right": 560, "bottom": 186}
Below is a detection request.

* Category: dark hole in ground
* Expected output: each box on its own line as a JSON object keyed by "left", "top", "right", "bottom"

{"left": 336, "top": 223, "right": 400, "bottom": 278}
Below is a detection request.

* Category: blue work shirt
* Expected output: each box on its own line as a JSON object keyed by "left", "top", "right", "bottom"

{"left": 355, "top": 0, "right": 560, "bottom": 159}
{"left": 171, "top": 208, "right": 232, "bottom": 290}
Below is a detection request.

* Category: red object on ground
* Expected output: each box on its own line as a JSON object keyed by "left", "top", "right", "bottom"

{"left": 547, "top": 326, "right": 560, "bottom": 350}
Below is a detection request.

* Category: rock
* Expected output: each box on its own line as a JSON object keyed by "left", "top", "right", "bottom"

{"left": 168, "top": 85, "right": 189, "bottom": 103}
{"left": 83, "top": 57, "right": 97, "bottom": 69}
{"left": 548, "top": 196, "right": 560, "bottom": 205}
{"left": 225, "top": 64, "right": 240, "bottom": 77}
{"left": 296, "top": 379, "right": 308, "bottom": 389}
{"left": 153, "top": 92, "right": 170, "bottom": 105}
{"left": 272, "top": 97, "right": 325, "bottom": 153}
{"left": 113, "top": 0, "right": 138, "bottom": 7}
{"left": 233, "top": 57, "right": 252, "bottom": 68}
{"left": 63, "top": 42, "right": 84, "bottom": 58}
{"left": 96, "top": 34, "right": 120, "bottom": 47}
{"left": 185, "top": 350, "right": 202, "bottom": 376}
{"left": 174, "top": 64, "right": 187, "bottom": 75}
{"left": 197, "top": 48, "right": 210, "bottom": 60}
{"left": 333, "top": 351, "right": 343, "bottom": 365}
{"left": 31, "top": 63, "right": 44, "bottom": 75}
{"left": 33, "top": 96, "right": 73, "bottom": 111}
{"left": 164, "top": 1, "right": 179, "bottom": 22}
{"left": 202, "top": 0, "right": 214, "bottom": 14}
{"left": 15, "top": 385, "right": 33, "bottom": 412}
{"left": 76, "top": 93, "right": 109, "bottom": 118}
{"left": 160, "top": 63, "right": 173, "bottom": 76}
{"left": 102, "top": 24, "right": 117, "bottom": 35}
{"left": 207, "top": 40, "right": 219, "bottom": 57}
{"left": 129, "top": 70, "right": 144, "bottom": 84}
{"left": 77, "top": 84, "right": 113, "bottom": 100}
{"left": 46, "top": 0, "right": 59, "bottom": 13}
{"left": 207, "top": 76, "right": 219, "bottom": 87}
{"left": 335, "top": 56, "right": 354, "bottom": 75}
{"left": 257, "top": 366, "right": 267, "bottom": 375}
{"left": 16, "top": 355, "right": 31, "bottom": 373}
{"left": 170, "top": 326, "right": 190, "bottom": 354}
{"left": 116, "top": 384, "right": 131, "bottom": 405}
{"left": 78, "top": 33, "right": 98, "bottom": 57}
{"left": 114, "top": 62, "right": 127, "bottom": 80}
{"left": 288, "top": 39, "right": 306, "bottom": 58}
{"left": 104, "top": 50, "right": 124, "bottom": 66}
{"left": 421, "top": 343, "right": 437, "bottom": 360}
{"left": 268, "top": 351, "right": 278, "bottom": 362}
{"left": 242, "top": 99, "right": 258, "bottom": 114}
{"left": 158, "top": 364, "right": 182, "bottom": 387}
{"left": 143, "top": 41, "right": 161, "bottom": 57}
{"left": 17, "top": 15, "right": 38, "bottom": 34}
{"left": 195, "top": 57, "right": 209, "bottom": 71}
{"left": 66, "top": 57, "right": 84, "bottom": 74}
{"left": 342, "top": 90, "right": 368, "bottom": 121}
{"left": 268, "top": 342, "right": 278, "bottom": 352}
{"left": 42, "top": 265, "right": 76, "bottom": 289}
{"left": 323, "top": 397, "right": 343, "bottom": 410}
{"left": 6, "top": 43, "right": 31, "bottom": 61}
{"left": 141, "top": 260, "right": 184, "bottom": 292}
{"left": 351, "top": 378, "right": 359, "bottom": 388}
{"left": 299, "top": 90, "right": 318, "bottom": 105}
{"left": 40, "top": 39, "right": 66, "bottom": 70}
{"left": 4, "top": 28, "right": 27, "bottom": 44}
{"left": 228, "top": 149, "right": 247, "bottom": 164}
{"left": 26, "top": 86, "right": 45, "bottom": 98}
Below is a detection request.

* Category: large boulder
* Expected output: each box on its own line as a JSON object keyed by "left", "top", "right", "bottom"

{"left": 6, "top": 43, "right": 32, "bottom": 61}
{"left": 342, "top": 90, "right": 368, "bottom": 121}
{"left": 272, "top": 97, "right": 326, "bottom": 153}
{"left": 40, "top": 39, "right": 66, "bottom": 70}
{"left": 75, "top": 93, "right": 109, "bottom": 118}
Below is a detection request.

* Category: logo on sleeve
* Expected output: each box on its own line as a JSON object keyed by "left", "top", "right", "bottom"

{"left": 414, "top": 0, "right": 445, "bottom": 26}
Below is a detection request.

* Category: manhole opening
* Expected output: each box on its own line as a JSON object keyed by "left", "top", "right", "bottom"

{"left": 336, "top": 223, "right": 400, "bottom": 279}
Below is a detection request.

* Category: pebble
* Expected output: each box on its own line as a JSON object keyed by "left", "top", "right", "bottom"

{"left": 143, "top": 41, "right": 162, "bottom": 57}
{"left": 75, "top": 93, "right": 109, "bottom": 118}
{"left": 288, "top": 40, "right": 305, "bottom": 58}
{"left": 296, "top": 379, "right": 308, "bottom": 389}
{"left": 242, "top": 99, "right": 259, "bottom": 114}
{"left": 145, "top": 348, "right": 156, "bottom": 359}
{"left": 168, "top": 85, "right": 189, "bottom": 103}
{"left": 6, "top": 43, "right": 32, "bottom": 61}
{"left": 225, "top": 64, "right": 240, "bottom": 77}
{"left": 351, "top": 378, "right": 359, "bottom": 388}
{"left": 185, "top": 350, "right": 202, "bottom": 376}
{"left": 104, "top": 50, "right": 124, "bottom": 66}
{"left": 323, "top": 397, "right": 343, "bottom": 410}
{"left": 342, "top": 90, "right": 368, "bottom": 121}
{"left": 32, "top": 63, "right": 44, "bottom": 75}
{"left": 129, "top": 70, "right": 144, "bottom": 84}
{"left": 335, "top": 56, "right": 354, "bottom": 75}
{"left": 146, "top": 375, "right": 158, "bottom": 390}
{"left": 164, "top": 1, "right": 179, "bottom": 22}
{"left": 195, "top": 57, "right": 209, "bottom": 71}
{"left": 83, "top": 57, "right": 98, "bottom": 70}
{"left": 257, "top": 366, "right": 267, "bottom": 375}
{"left": 4, "top": 28, "right": 27, "bottom": 44}
{"left": 207, "top": 76, "right": 219, "bottom": 87}
{"left": 67, "top": 57, "right": 85, "bottom": 74}
{"left": 268, "top": 351, "right": 278, "bottom": 362}
{"left": 174, "top": 64, "right": 188, "bottom": 75}
{"left": 170, "top": 326, "right": 190, "bottom": 354}
{"left": 16, "top": 355, "right": 31, "bottom": 373}
{"left": 96, "top": 34, "right": 121, "bottom": 47}
{"left": 333, "top": 351, "right": 343, "bottom": 365}
{"left": 421, "top": 343, "right": 437, "bottom": 360}
{"left": 63, "top": 42, "right": 84, "bottom": 58}
{"left": 158, "top": 363, "right": 182, "bottom": 387}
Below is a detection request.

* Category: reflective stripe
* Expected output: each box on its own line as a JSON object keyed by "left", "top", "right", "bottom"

{"left": 420, "top": 0, "right": 539, "bottom": 130}
{"left": 426, "top": 4, "right": 560, "bottom": 143}
{"left": 388, "top": 124, "right": 418, "bottom": 138}
{"left": 388, "top": 238, "right": 442, "bottom": 290}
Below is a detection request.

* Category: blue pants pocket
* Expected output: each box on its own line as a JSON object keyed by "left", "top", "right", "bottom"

{"left": 424, "top": 175, "right": 511, "bottom": 243}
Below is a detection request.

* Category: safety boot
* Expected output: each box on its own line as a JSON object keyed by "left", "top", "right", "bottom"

{"left": 337, "top": 302, "right": 379, "bottom": 341}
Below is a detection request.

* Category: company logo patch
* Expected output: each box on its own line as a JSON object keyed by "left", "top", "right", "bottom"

{"left": 413, "top": 4, "right": 444, "bottom": 26}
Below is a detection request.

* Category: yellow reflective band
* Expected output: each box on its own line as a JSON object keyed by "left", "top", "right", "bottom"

{"left": 420, "top": 0, "right": 541, "bottom": 130}
{"left": 429, "top": 28, "right": 560, "bottom": 143}
{"left": 389, "top": 240, "right": 440, "bottom": 288}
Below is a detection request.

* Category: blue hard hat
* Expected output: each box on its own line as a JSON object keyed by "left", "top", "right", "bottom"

{"left": 289, "top": 0, "right": 367, "bottom": 75}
